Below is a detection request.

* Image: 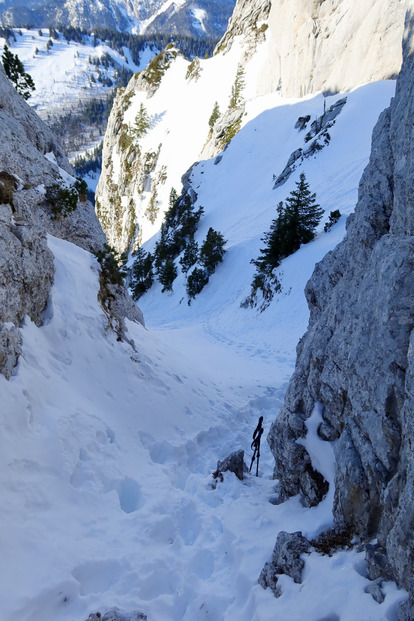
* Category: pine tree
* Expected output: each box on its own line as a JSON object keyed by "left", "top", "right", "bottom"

{"left": 179, "top": 204, "right": 204, "bottom": 241}
{"left": 94, "top": 244, "right": 128, "bottom": 286}
{"left": 164, "top": 188, "right": 180, "bottom": 229}
{"left": 282, "top": 172, "right": 323, "bottom": 252}
{"left": 154, "top": 224, "right": 177, "bottom": 271}
{"left": 2, "top": 44, "right": 35, "bottom": 100}
{"left": 208, "top": 101, "right": 220, "bottom": 131}
{"left": 244, "top": 173, "right": 322, "bottom": 311}
{"left": 130, "top": 247, "right": 154, "bottom": 299}
{"left": 169, "top": 187, "right": 178, "bottom": 208}
{"left": 229, "top": 64, "right": 245, "bottom": 110}
{"left": 186, "top": 266, "right": 209, "bottom": 301}
{"left": 252, "top": 202, "right": 285, "bottom": 275}
{"left": 158, "top": 257, "right": 177, "bottom": 293}
{"left": 179, "top": 238, "right": 199, "bottom": 274}
{"left": 200, "top": 227, "right": 227, "bottom": 275}
{"left": 132, "top": 103, "right": 150, "bottom": 139}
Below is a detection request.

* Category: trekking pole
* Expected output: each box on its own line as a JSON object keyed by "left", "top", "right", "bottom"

{"left": 249, "top": 446, "right": 257, "bottom": 473}
{"left": 250, "top": 416, "right": 264, "bottom": 477}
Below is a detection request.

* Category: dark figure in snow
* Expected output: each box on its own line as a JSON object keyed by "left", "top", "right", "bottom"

{"left": 249, "top": 416, "right": 264, "bottom": 477}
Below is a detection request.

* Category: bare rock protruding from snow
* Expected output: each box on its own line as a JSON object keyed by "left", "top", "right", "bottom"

{"left": 86, "top": 608, "right": 147, "bottom": 621}
{"left": 201, "top": 105, "right": 245, "bottom": 161}
{"left": 273, "top": 98, "right": 347, "bottom": 188}
{"left": 95, "top": 52, "right": 182, "bottom": 254}
{"left": 102, "top": 283, "right": 145, "bottom": 337}
{"left": 0, "top": 205, "right": 54, "bottom": 327}
{"left": 259, "top": 531, "right": 311, "bottom": 596}
{"left": 0, "top": 62, "right": 104, "bottom": 377}
{"left": 215, "top": 449, "right": 246, "bottom": 480}
{"left": 0, "top": 322, "right": 22, "bottom": 380}
{"left": 0, "top": 203, "right": 54, "bottom": 378}
{"left": 267, "top": 10, "right": 414, "bottom": 615}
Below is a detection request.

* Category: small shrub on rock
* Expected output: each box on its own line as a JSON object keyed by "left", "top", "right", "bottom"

{"left": 324, "top": 209, "right": 341, "bottom": 231}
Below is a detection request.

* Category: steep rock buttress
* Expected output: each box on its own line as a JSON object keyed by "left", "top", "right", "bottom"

{"left": 0, "top": 63, "right": 142, "bottom": 379}
{"left": 267, "top": 10, "right": 414, "bottom": 618}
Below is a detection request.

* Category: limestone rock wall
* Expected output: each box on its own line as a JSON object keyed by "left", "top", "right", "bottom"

{"left": 221, "top": 0, "right": 406, "bottom": 97}
{"left": 267, "top": 10, "right": 414, "bottom": 614}
{"left": 215, "top": 0, "right": 271, "bottom": 56}
{"left": 0, "top": 63, "right": 133, "bottom": 378}
{"left": 95, "top": 50, "right": 184, "bottom": 254}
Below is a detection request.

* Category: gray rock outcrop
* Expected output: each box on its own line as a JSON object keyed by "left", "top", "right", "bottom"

{"left": 259, "top": 531, "right": 311, "bottom": 597}
{"left": 215, "top": 449, "right": 246, "bottom": 481}
{"left": 0, "top": 63, "right": 142, "bottom": 378}
{"left": 273, "top": 98, "right": 347, "bottom": 189}
{"left": 215, "top": 0, "right": 271, "bottom": 57}
{"left": 256, "top": 0, "right": 406, "bottom": 97}
{"left": 0, "top": 62, "right": 104, "bottom": 253}
{"left": 267, "top": 9, "right": 414, "bottom": 616}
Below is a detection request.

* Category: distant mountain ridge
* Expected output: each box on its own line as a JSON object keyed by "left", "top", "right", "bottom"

{"left": 0, "top": 0, "right": 236, "bottom": 39}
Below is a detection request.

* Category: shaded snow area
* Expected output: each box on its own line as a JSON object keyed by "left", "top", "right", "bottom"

{"left": 0, "top": 29, "right": 154, "bottom": 115}
{"left": 1, "top": 71, "right": 408, "bottom": 620}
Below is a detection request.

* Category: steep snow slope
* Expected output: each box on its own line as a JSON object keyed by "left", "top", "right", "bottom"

{"left": 136, "top": 81, "right": 398, "bottom": 439}
{"left": 1, "top": 6, "right": 411, "bottom": 621}
{"left": 96, "top": 35, "right": 276, "bottom": 251}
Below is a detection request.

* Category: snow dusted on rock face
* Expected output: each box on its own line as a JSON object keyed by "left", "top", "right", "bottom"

{"left": 0, "top": 60, "right": 117, "bottom": 378}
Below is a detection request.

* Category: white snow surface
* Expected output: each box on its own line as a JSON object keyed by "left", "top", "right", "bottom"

{"left": 0, "top": 29, "right": 156, "bottom": 115}
{"left": 0, "top": 44, "right": 409, "bottom": 621}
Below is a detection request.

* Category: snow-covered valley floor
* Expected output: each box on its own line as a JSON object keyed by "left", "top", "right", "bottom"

{"left": 0, "top": 75, "right": 409, "bottom": 620}
{"left": 1, "top": 233, "right": 407, "bottom": 621}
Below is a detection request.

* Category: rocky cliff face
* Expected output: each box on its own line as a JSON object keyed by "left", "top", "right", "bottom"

{"left": 218, "top": 0, "right": 406, "bottom": 97}
{"left": 0, "top": 63, "right": 143, "bottom": 379}
{"left": 94, "top": 55, "right": 178, "bottom": 254}
{"left": 267, "top": 10, "right": 414, "bottom": 617}
{"left": 215, "top": 0, "right": 271, "bottom": 56}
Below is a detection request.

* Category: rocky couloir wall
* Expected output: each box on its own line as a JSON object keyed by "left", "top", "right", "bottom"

{"left": 0, "top": 63, "right": 142, "bottom": 379}
{"left": 267, "top": 10, "right": 414, "bottom": 618}
{"left": 254, "top": 0, "right": 406, "bottom": 97}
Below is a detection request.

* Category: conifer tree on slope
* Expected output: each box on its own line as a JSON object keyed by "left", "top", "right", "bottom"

{"left": 2, "top": 44, "right": 35, "bottom": 100}
{"left": 244, "top": 172, "right": 323, "bottom": 310}
{"left": 282, "top": 172, "right": 323, "bottom": 253}
{"left": 200, "top": 227, "right": 227, "bottom": 275}
{"left": 130, "top": 246, "right": 154, "bottom": 300}
{"left": 158, "top": 257, "right": 177, "bottom": 293}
